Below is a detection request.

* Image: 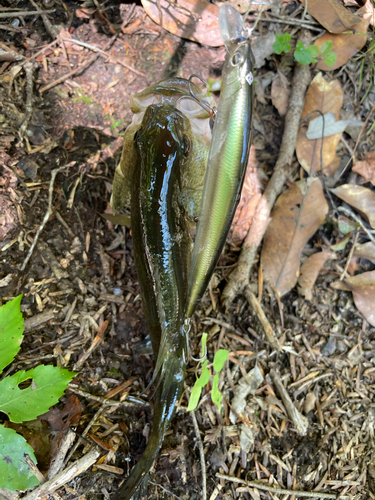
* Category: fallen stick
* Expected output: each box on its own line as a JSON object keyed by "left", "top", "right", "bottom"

{"left": 21, "top": 447, "right": 100, "bottom": 500}
{"left": 222, "top": 30, "right": 312, "bottom": 307}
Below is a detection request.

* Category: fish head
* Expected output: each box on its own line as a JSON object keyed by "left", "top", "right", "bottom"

{"left": 135, "top": 103, "right": 192, "bottom": 167}
{"left": 223, "top": 39, "right": 254, "bottom": 91}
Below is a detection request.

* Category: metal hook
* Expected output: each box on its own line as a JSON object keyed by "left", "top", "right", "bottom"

{"left": 188, "top": 74, "right": 217, "bottom": 120}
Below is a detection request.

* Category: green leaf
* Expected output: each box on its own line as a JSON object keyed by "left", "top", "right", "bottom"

{"left": 320, "top": 40, "right": 333, "bottom": 56}
{"left": 0, "top": 295, "right": 24, "bottom": 374}
{"left": 211, "top": 373, "right": 222, "bottom": 412}
{"left": 0, "top": 365, "right": 75, "bottom": 423}
{"left": 294, "top": 41, "right": 313, "bottom": 65}
{"left": 323, "top": 52, "right": 337, "bottom": 67}
{"left": 196, "top": 360, "right": 210, "bottom": 388}
{"left": 213, "top": 349, "right": 229, "bottom": 372}
{"left": 187, "top": 384, "right": 202, "bottom": 412}
{"left": 272, "top": 33, "right": 291, "bottom": 55}
{"left": 0, "top": 425, "right": 39, "bottom": 491}
{"left": 200, "top": 333, "right": 208, "bottom": 359}
{"left": 308, "top": 44, "right": 319, "bottom": 57}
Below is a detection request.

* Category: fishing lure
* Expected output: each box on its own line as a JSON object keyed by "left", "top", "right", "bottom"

{"left": 186, "top": 4, "right": 254, "bottom": 317}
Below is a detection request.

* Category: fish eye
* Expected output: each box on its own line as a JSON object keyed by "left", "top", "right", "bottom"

{"left": 231, "top": 52, "right": 244, "bottom": 66}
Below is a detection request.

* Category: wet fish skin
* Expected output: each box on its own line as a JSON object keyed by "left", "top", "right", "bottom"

{"left": 112, "top": 103, "right": 193, "bottom": 500}
{"left": 186, "top": 21, "right": 254, "bottom": 318}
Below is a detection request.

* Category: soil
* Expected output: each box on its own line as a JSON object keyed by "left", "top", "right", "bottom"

{"left": 1, "top": 1, "right": 375, "bottom": 500}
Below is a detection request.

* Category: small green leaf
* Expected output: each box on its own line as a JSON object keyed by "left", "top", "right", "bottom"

{"left": 196, "top": 360, "right": 210, "bottom": 388}
{"left": 211, "top": 373, "right": 222, "bottom": 412}
{"left": 0, "top": 295, "right": 24, "bottom": 374}
{"left": 320, "top": 40, "right": 333, "bottom": 55}
{"left": 308, "top": 44, "right": 319, "bottom": 57}
{"left": 0, "top": 425, "right": 39, "bottom": 491}
{"left": 272, "top": 33, "right": 291, "bottom": 55}
{"left": 187, "top": 385, "right": 202, "bottom": 412}
{"left": 323, "top": 52, "right": 337, "bottom": 67}
{"left": 294, "top": 42, "right": 313, "bottom": 65}
{"left": 213, "top": 349, "right": 229, "bottom": 372}
{"left": 200, "top": 333, "right": 208, "bottom": 359}
{"left": 0, "top": 365, "right": 76, "bottom": 423}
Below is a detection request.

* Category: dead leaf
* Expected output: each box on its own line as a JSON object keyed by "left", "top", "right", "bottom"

{"left": 261, "top": 178, "right": 329, "bottom": 296}
{"left": 296, "top": 73, "right": 343, "bottom": 176}
{"left": 230, "top": 146, "right": 263, "bottom": 246}
{"left": 271, "top": 75, "right": 290, "bottom": 116}
{"left": 344, "top": 0, "right": 375, "bottom": 25}
{"left": 331, "top": 184, "right": 375, "bottom": 228}
{"left": 344, "top": 271, "right": 375, "bottom": 326}
{"left": 314, "top": 16, "right": 369, "bottom": 71}
{"left": 140, "top": 0, "right": 222, "bottom": 47}
{"left": 300, "top": 0, "right": 362, "bottom": 33}
{"left": 298, "top": 250, "right": 332, "bottom": 300}
{"left": 353, "top": 151, "right": 375, "bottom": 185}
{"left": 306, "top": 112, "right": 362, "bottom": 139}
{"left": 353, "top": 241, "right": 375, "bottom": 262}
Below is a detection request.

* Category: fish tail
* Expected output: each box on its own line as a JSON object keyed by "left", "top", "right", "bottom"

{"left": 113, "top": 354, "right": 185, "bottom": 500}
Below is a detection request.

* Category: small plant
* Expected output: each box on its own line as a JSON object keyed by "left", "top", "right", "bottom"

{"left": 272, "top": 33, "right": 291, "bottom": 55}
{"left": 0, "top": 296, "right": 75, "bottom": 492}
{"left": 188, "top": 333, "right": 229, "bottom": 412}
{"left": 273, "top": 34, "right": 337, "bottom": 67}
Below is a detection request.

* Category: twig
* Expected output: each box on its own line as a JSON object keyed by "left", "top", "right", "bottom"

{"left": 21, "top": 447, "right": 101, "bottom": 500}
{"left": 0, "top": 9, "right": 55, "bottom": 18}
{"left": 67, "top": 384, "right": 148, "bottom": 407}
{"left": 28, "top": 0, "right": 60, "bottom": 38}
{"left": 222, "top": 30, "right": 312, "bottom": 306}
{"left": 20, "top": 166, "right": 67, "bottom": 271}
{"left": 190, "top": 409, "right": 207, "bottom": 500}
{"left": 216, "top": 474, "right": 337, "bottom": 499}
{"left": 340, "top": 229, "right": 359, "bottom": 281}
{"left": 18, "top": 60, "right": 34, "bottom": 141}
{"left": 149, "top": 481, "right": 184, "bottom": 500}
{"left": 244, "top": 286, "right": 281, "bottom": 351}
{"left": 337, "top": 206, "right": 375, "bottom": 245}
{"left": 271, "top": 369, "right": 308, "bottom": 436}
{"left": 258, "top": 17, "right": 321, "bottom": 30}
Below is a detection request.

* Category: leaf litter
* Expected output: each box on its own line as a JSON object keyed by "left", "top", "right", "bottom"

{"left": 1, "top": 0, "right": 375, "bottom": 499}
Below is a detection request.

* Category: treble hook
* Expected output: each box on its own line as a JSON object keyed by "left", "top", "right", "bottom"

{"left": 188, "top": 74, "right": 217, "bottom": 121}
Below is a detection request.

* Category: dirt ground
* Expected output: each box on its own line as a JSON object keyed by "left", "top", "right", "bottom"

{"left": 1, "top": 1, "right": 375, "bottom": 500}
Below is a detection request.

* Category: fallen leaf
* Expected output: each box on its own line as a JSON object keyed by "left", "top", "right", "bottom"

{"left": 298, "top": 250, "right": 332, "bottom": 300}
{"left": 300, "top": 0, "right": 362, "bottom": 32}
{"left": 261, "top": 178, "right": 329, "bottom": 296}
{"left": 271, "top": 75, "right": 290, "bottom": 116}
{"left": 344, "top": 271, "right": 375, "bottom": 326}
{"left": 353, "top": 241, "right": 375, "bottom": 262}
{"left": 141, "top": 0, "right": 222, "bottom": 47}
{"left": 331, "top": 184, "right": 375, "bottom": 228}
{"left": 331, "top": 233, "right": 352, "bottom": 251}
{"left": 314, "top": 16, "right": 369, "bottom": 71}
{"left": 230, "top": 146, "right": 263, "bottom": 246}
{"left": 306, "top": 112, "right": 362, "bottom": 139}
{"left": 353, "top": 151, "right": 375, "bottom": 185}
{"left": 296, "top": 73, "right": 343, "bottom": 176}
{"left": 344, "top": 0, "right": 375, "bottom": 25}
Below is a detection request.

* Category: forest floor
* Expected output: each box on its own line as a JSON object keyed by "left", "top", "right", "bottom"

{"left": 1, "top": 1, "right": 375, "bottom": 500}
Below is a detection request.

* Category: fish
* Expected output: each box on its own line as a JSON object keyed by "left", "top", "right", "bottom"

{"left": 186, "top": 4, "right": 254, "bottom": 317}
{"left": 111, "top": 78, "right": 214, "bottom": 217}
{"left": 112, "top": 102, "right": 209, "bottom": 500}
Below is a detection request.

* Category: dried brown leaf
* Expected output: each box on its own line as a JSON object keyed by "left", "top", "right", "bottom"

{"left": 271, "top": 75, "right": 290, "bottom": 117}
{"left": 315, "top": 16, "right": 369, "bottom": 71}
{"left": 352, "top": 151, "right": 375, "bottom": 185}
{"left": 296, "top": 73, "right": 343, "bottom": 176}
{"left": 261, "top": 178, "right": 329, "bottom": 296}
{"left": 140, "top": 0, "right": 222, "bottom": 47}
{"left": 297, "top": 250, "right": 332, "bottom": 300}
{"left": 353, "top": 241, "right": 375, "bottom": 261}
{"left": 300, "top": 0, "right": 362, "bottom": 33}
{"left": 331, "top": 184, "right": 375, "bottom": 229}
{"left": 344, "top": 271, "right": 375, "bottom": 326}
{"left": 230, "top": 146, "right": 263, "bottom": 246}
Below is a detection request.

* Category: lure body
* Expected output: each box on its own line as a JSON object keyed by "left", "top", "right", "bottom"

{"left": 186, "top": 5, "right": 254, "bottom": 317}
{"left": 112, "top": 103, "right": 194, "bottom": 500}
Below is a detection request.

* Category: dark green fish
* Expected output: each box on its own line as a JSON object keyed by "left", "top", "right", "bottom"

{"left": 112, "top": 103, "right": 197, "bottom": 500}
